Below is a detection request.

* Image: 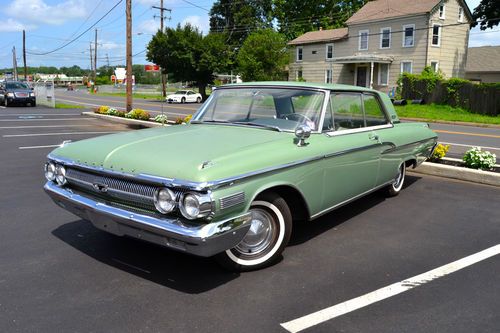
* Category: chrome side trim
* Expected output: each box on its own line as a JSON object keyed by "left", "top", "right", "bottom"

{"left": 381, "top": 137, "right": 437, "bottom": 154}
{"left": 325, "top": 123, "right": 393, "bottom": 137}
{"left": 310, "top": 180, "right": 394, "bottom": 220}
{"left": 48, "top": 137, "right": 434, "bottom": 192}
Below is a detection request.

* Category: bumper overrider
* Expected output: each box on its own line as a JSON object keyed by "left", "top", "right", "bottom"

{"left": 44, "top": 181, "right": 252, "bottom": 257}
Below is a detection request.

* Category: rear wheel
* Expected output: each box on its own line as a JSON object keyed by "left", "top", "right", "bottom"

{"left": 386, "top": 163, "right": 406, "bottom": 196}
{"left": 31, "top": 101, "right": 36, "bottom": 107}
{"left": 196, "top": 97, "right": 201, "bottom": 103}
{"left": 4, "top": 99, "right": 8, "bottom": 107}
{"left": 215, "top": 192, "right": 292, "bottom": 271}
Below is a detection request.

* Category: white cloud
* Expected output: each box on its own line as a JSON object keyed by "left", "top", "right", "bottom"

{"left": 137, "top": 18, "right": 162, "bottom": 34}
{"left": 98, "top": 40, "right": 125, "bottom": 51}
{"left": 7, "top": 0, "right": 88, "bottom": 25}
{"left": 181, "top": 15, "right": 210, "bottom": 34}
{"left": 0, "top": 18, "right": 35, "bottom": 32}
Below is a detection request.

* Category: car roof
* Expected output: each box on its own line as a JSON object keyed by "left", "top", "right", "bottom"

{"left": 221, "top": 81, "right": 375, "bottom": 92}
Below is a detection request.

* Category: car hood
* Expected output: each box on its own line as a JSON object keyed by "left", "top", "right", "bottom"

{"left": 49, "top": 124, "right": 306, "bottom": 183}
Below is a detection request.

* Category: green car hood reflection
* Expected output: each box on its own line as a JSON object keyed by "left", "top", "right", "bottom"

{"left": 50, "top": 124, "right": 300, "bottom": 182}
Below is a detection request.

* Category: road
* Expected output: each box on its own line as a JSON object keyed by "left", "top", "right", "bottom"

{"left": 1, "top": 106, "right": 499, "bottom": 332}
{"left": 54, "top": 88, "right": 500, "bottom": 160}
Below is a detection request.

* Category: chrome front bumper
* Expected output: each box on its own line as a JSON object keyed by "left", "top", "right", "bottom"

{"left": 44, "top": 182, "right": 252, "bottom": 257}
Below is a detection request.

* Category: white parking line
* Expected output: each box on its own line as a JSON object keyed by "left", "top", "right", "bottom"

{"left": 439, "top": 141, "right": 500, "bottom": 152}
{"left": 0, "top": 113, "right": 80, "bottom": 116}
{"left": 19, "top": 144, "right": 62, "bottom": 150}
{"left": 281, "top": 244, "right": 500, "bottom": 333}
{"left": 3, "top": 131, "right": 120, "bottom": 137}
{"left": 0, "top": 118, "right": 93, "bottom": 122}
{"left": 0, "top": 125, "right": 94, "bottom": 129}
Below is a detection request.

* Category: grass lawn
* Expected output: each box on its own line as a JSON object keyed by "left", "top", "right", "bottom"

{"left": 55, "top": 103, "right": 85, "bottom": 109}
{"left": 395, "top": 103, "right": 500, "bottom": 125}
{"left": 96, "top": 92, "right": 163, "bottom": 100}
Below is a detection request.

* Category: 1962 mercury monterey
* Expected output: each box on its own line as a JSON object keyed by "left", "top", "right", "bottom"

{"left": 44, "top": 82, "right": 437, "bottom": 271}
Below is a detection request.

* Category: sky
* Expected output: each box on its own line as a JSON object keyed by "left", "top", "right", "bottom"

{"left": 0, "top": 0, "right": 498, "bottom": 69}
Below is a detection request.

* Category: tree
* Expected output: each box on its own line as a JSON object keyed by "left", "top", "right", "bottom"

{"left": 147, "top": 24, "right": 231, "bottom": 99}
{"left": 274, "top": 0, "right": 367, "bottom": 40}
{"left": 471, "top": 0, "right": 500, "bottom": 30}
{"left": 237, "top": 29, "right": 288, "bottom": 81}
{"left": 209, "top": 0, "right": 273, "bottom": 46}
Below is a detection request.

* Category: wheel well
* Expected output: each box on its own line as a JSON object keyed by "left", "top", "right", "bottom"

{"left": 405, "top": 159, "right": 417, "bottom": 169}
{"left": 256, "top": 186, "right": 310, "bottom": 222}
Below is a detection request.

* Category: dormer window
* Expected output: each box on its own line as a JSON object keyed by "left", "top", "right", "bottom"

{"left": 439, "top": 4, "right": 445, "bottom": 19}
{"left": 296, "top": 47, "right": 303, "bottom": 62}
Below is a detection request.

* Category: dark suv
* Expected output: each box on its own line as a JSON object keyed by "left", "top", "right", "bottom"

{"left": 0, "top": 81, "right": 36, "bottom": 107}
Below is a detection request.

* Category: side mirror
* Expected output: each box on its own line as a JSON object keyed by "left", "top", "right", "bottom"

{"left": 295, "top": 124, "right": 311, "bottom": 147}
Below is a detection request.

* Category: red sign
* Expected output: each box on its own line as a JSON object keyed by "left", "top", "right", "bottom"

{"left": 144, "top": 64, "right": 160, "bottom": 72}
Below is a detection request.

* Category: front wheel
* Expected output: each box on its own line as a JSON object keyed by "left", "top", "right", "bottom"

{"left": 386, "top": 162, "right": 406, "bottom": 196}
{"left": 215, "top": 192, "right": 292, "bottom": 271}
{"left": 181, "top": 97, "right": 186, "bottom": 104}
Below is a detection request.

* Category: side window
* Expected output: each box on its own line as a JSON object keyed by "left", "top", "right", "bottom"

{"left": 363, "top": 94, "right": 388, "bottom": 127}
{"left": 332, "top": 93, "right": 364, "bottom": 131}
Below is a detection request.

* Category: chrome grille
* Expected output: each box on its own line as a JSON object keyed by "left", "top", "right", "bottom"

{"left": 220, "top": 192, "right": 245, "bottom": 210}
{"left": 65, "top": 168, "right": 167, "bottom": 211}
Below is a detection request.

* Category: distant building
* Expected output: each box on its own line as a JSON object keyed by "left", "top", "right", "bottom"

{"left": 465, "top": 46, "right": 500, "bottom": 83}
{"left": 288, "top": 0, "right": 473, "bottom": 93}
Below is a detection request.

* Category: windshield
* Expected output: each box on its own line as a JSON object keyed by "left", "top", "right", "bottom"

{"left": 175, "top": 90, "right": 187, "bottom": 94}
{"left": 193, "top": 87, "right": 325, "bottom": 132}
{"left": 6, "top": 82, "right": 29, "bottom": 90}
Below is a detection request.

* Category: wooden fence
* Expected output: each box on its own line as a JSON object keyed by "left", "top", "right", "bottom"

{"left": 401, "top": 77, "right": 500, "bottom": 117}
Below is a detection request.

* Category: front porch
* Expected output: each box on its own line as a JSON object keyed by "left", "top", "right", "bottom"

{"left": 333, "top": 54, "right": 394, "bottom": 90}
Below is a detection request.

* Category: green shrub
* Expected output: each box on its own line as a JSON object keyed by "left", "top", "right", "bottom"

{"left": 463, "top": 147, "right": 496, "bottom": 170}
{"left": 154, "top": 114, "right": 168, "bottom": 123}
{"left": 430, "top": 143, "right": 449, "bottom": 161}
{"left": 106, "top": 108, "right": 126, "bottom": 117}
{"left": 126, "top": 109, "right": 150, "bottom": 120}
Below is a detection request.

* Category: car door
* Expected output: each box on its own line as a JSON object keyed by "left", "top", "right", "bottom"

{"left": 319, "top": 92, "right": 381, "bottom": 212}
{"left": 186, "top": 91, "right": 195, "bottom": 102}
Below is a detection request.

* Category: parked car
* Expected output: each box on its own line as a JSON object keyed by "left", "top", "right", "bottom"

{"left": 43, "top": 82, "right": 437, "bottom": 271}
{"left": 166, "top": 90, "right": 202, "bottom": 103}
{"left": 0, "top": 81, "right": 36, "bottom": 107}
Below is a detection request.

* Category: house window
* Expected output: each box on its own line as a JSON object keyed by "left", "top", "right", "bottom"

{"left": 401, "top": 61, "right": 412, "bottom": 74}
{"left": 296, "top": 47, "right": 303, "bottom": 62}
{"left": 439, "top": 4, "right": 445, "bottom": 19}
{"left": 403, "top": 24, "right": 415, "bottom": 47}
{"left": 359, "top": 30, "right": 369, "bottom": 50}
{"left": 378, "top": 63, "right": 389, "bottom": 86}
{"left": 432, "top": 24, "right": 441, "bottom": 46}
{"left": 326, "top": 44, "right": 334, "bottom": 60}
{"left": 325, "top": 69, "right": 333, "bottom": 83}
{"left": 458, "top": 7, "right": 464, "bottom": 22}
{"left": 380, "top": 27, "right": 391, "bottom": 48}
{"left": 430, "top": 61, "right": 439, "bottom": 72}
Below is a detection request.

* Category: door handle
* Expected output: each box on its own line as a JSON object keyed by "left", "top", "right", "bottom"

{"left": 368, "top": 133, "right": 379, "bottom": 141}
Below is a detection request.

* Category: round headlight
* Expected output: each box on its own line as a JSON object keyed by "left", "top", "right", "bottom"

{"left": 55, "top": 165, "right": 67, "bottom": 185}
{"left": 44, "top": 162, "right": 56, "bottom": 181}
{"left": 154, "top": 188, "right": 176, "bottom": 214}
{"left": 179, "top": 193, "right": 213, "bottom": 220}
{"left": 180, "top": 193, "right": 200, "bottom": 220}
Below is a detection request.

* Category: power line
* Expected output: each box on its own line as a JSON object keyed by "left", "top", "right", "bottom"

{"left": 27, "top": 0, "right": 123, "bottom": 56}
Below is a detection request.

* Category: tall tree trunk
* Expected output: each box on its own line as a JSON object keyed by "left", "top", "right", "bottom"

{"left": 198, "top": 84, "right": 207, "bottom": 101}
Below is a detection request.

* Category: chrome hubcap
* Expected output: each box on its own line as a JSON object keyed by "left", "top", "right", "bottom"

{"left": 235, "top": 208, "right": 275, "bottom": 255}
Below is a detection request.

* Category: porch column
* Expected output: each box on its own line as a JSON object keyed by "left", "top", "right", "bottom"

{"left": 370, "top": 61, "right": 374, "bottom": 89}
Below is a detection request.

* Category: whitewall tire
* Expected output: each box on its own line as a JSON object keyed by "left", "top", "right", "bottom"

{"left": 386, "top": 163, "right": 406, "bottom": 196}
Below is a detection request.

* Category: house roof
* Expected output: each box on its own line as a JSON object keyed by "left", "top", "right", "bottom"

{"left": 288, "top": 28, "right": 348, "bottom": 45}
{"left": 466, "top": 46, "right": 500, "bottom": 73}
{"left": 346, "top": 0, "right": 442, "bottom": 25}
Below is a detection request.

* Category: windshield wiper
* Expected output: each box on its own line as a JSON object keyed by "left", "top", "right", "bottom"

{"left": 232, "top": 122, "right": 282, "bottom": 132}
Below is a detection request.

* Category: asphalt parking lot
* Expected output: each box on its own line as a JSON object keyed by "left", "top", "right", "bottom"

{"left": 1, "top": 106, "right": 499, "bottom": 333}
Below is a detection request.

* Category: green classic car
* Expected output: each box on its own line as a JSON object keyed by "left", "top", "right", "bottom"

{"left": 44, "top": 82, "right": 437, "bottom": 271}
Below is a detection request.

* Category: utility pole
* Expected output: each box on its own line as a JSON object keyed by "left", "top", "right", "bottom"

{"left": 89, "top": 42, "right": 93, "bottom": 81}
{"left": 94, "top": 28, "right": 98, "bottom": 81}
{"left": 106, "top": 53, "right": 110, "bottom": 68}
{"left": 12, "top": 47, "right": 18, "bottom": 81}
{"left": 23, "top": 30, "right": 27, "bottom": 81}
{"left": 126, "top": 0, "right": 133, "bottom": 111}
{"left": 153, "top": 0, "right": 171, "bottom": 98}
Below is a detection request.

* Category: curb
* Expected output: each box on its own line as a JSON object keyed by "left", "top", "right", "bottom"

{"left": 400, "top": 117, "right": 500, "bottom": 129}
{"left": 409, "top": 162, "right": 500, "bottom": 187}
{"left": 82, "top": 112, "right": 170, "bottom": 128}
